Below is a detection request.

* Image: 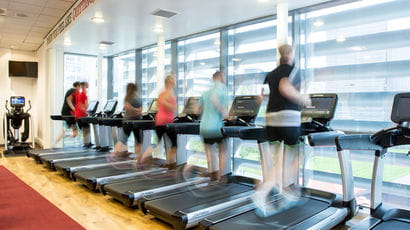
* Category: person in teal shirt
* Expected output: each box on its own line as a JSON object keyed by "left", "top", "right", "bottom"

{"left": 199, "top": 71, "right": 228, "bottom": 181}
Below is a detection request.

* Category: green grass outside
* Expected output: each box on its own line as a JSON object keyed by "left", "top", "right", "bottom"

{"left": 307, "top": 156, "right": 410, "bottom": 182}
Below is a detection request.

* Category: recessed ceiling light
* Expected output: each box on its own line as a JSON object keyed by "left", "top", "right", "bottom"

{"left": 16, "top": 13, "right": 28, "bottom": 18}
{"left": 64, "top": 41, "right": 72, "bottom": 46}
{"left": 232, "top": 58, "right": 241, "bottom": 62}
{"left": 336, "top": 36, "right": 346, "bottom": 42}
{"left": 99, "top": 44, "right": 107, "bottom": 50}
{"left": 313, "top": 20, "right": 324, "bottom": 27}
{"left": 349, "top": 46, "right": 365, "bottom": 51}
{"left": 153, "top": 24, "right": 163, "bottom": 33}
{"left": 200, "top": 62, "right": 206, "bottom": 66}
{"left": 91, "top": 17, "right": 104, "bottom": 23}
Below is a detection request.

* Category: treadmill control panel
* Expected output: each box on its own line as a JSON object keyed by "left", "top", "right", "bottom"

{"left": 391, "top": 93, "right": 410, "bottom": 123}
{"left": 302, "top": 94, "right": 338, "bottom": 120}
{"left": 103, "top": 100, "right": 118, "bottom": 115}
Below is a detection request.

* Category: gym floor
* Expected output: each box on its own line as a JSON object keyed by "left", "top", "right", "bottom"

{"left": 0, "top": 148, "right": 366, "bottom": 230}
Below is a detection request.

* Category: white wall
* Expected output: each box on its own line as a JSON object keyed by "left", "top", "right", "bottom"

{"left": 0, "top": 48, "right": 39, "bottom": 145}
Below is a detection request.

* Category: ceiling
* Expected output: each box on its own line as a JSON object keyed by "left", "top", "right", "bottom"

{"left": 0, "top": 0, "right": 76, "bottom": 51}
{"left": 53, "top": 0, "right": 332, "bottom": 56}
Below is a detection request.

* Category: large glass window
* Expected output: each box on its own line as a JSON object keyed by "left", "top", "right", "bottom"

{"left": 112, "top": 51, "right": 136, "bottom": 110}
{"left": 177, "top": 32, "right": 221, "bottom": 167}
{"left": 63, "top": 54, "right": 98, "bottom": 147}
{"left": 227, "top": 18, "right": 289, "bottom": 179}
{"left": 141, "top": 44, "right": 171, "bottom": 111}
{"left": 298, "top": 0, "right": 410, "bottom": 209}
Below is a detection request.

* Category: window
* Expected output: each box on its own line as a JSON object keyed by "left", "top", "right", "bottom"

{"left": 63, "top": 54, "right": 98, "bottom": 147}
{"left": 227, "top": 18, "right": 289, "bottom": 179}
{"left": 112, "top": 51, "right": 136, "bottom": 110}
{"left": 177, "top": 32, "right": 221, "bottom": 167}
{"left": 298, "top": 0, "right": 410, "bottom": 209}
{"left": 141, "top": 44, "right": 171, "bottom": 111}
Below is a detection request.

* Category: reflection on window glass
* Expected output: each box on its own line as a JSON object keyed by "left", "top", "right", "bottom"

{"left": 113, "top": 51, "right": 136, "bottom": 110}
{"left": 299, "top": 0, "right": 410, "bottom": 209}
{"left": 63, "top": 54, "right": 98, "bottom": 147}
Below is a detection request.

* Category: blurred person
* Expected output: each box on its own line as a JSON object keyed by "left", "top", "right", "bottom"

{"left": 199, "top": 71, "right": 228, "bottom": 181}
{"left": 152, "top": 75, "right": 178, "bottom": 169}
{"left": 109, "top": 83, "right": 143, "bottom": 161}
{"left": 75, "top": 81, "right": 92, "bottom": 147}
{"left": 252, "top": 44, "right": 311, "bottom": 217}
{"left": 55, "top": 81, "right": 80, "bottom": 143}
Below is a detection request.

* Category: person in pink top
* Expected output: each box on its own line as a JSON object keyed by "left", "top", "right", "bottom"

{"left": 155, "top": 75, "right": 177, "bottom": 169}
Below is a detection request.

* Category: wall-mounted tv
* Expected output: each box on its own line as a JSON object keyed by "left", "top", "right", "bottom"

{"left": 8, "top": 61, "right": 38, "bottom": 78}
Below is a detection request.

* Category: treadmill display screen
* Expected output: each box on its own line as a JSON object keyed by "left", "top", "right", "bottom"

{"left": 302, "top": 96, "right": 334, "bottom": 119}
{"left": 104, "top": 101, "right": 117, "bottom": 113}
{"left": 183, "top": 97, "right": 200, "bottom": 115}
{"left": 87, "top": 101, "right": 98, "bottom": 112}
{"left": 395, "top": 97, "right": 410, "bottom": 121}
{"left": 230, "top": 96, "right": 259, "bottom": 117}
{"left": 148, "top": 100, "right": 158, "bottom": 113}
{"left": 10, "top": 96, "right": 25, "bottom": 107}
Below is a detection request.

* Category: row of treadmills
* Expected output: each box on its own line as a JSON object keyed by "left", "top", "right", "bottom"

{"left": 27, "top": 92, "right": 410, "bottom": 230}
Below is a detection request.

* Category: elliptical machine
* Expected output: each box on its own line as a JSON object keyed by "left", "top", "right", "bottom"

{"left": 3, "top": 96, "right": 34, "bottom": 155}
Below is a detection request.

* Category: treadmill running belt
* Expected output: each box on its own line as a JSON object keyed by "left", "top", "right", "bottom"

{"left": 146, "top": 183, "right": 252, "bottom": 216}
{"left": 54, "top": 157, "right": 110, "bottom": 169}
{"left": 374, "top": 220, "right": 410, "bottom": 230}
{"left": 210, "top": 198, "right": 329, "bottom": 230}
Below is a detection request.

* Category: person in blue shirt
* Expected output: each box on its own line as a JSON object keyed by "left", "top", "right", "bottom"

{"left": 199, "top": 71, "right": 228, "bottom": 181}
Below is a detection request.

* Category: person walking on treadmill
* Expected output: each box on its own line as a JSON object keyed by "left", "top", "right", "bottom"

{"left": 109, "top": 83, "right": 143, "bottom": 161}
{"left": 154, "top": 75, "right": 178, "bottom": 169}
{"left": 252, "top": 44, "right": 311, "bottom": 217}
{"left": 56, "top": 81, "right": 80, "bottom": 143}
{"left": 199, "top": 71, "right": 228, "bottom": 181}
{"left": 75, "top": 81, "right": 92, "bottom": 148}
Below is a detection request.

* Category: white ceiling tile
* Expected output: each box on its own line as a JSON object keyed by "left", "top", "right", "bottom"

{"left": 37, "top": 14, "right": 58, "bottom": 22}
{"left": 5, "top": 9, "right": 39, "bottom": 19}
{"left": 27, "top": 31, "right": 45, "bottom": 38}
{"left": 24, "top": 37, "right": 44, "bottom": 43}
{"left": 31, "top": 26, "right": 49, "bottom": 33}
{"left": 9, "top": 2, "right": 43, "bottom": 14}
{"left": 34, "top": 19, "right": 56, "bottom": 28}
{"left": 41, "top": 7, "right": 66, "bottom": 17}
{"left": 4, "top": 22, "right": 32, "bottom": 30}
{"left": 0, "top": 1, "right": 9, "bottom": 8}
{"left": 15, "top": 0, "right": 47, "bottom": 7}
{"left": 46, "top": 0, "right": 73, "bottom": 10}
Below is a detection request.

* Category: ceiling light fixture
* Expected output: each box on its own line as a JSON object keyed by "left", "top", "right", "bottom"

{"left": 16, "top": 13, "right": 28, "bottom": 18}
{"left": 232, "top": 58, "right": 241, "bottom": 62}
{"left": 313, "top": 20, "right": 324, "bottom": 27}
{"left": 336, "top": 36, "right": 346, "bottom": 42}
{"left": 153, "top": 24, "right": 164, "bottom": 33}
{"left": 349, "top": 46, "right": 365, "bottom": 51}
{"left": 91, "top": 17, "right": 104, "bottom": 23}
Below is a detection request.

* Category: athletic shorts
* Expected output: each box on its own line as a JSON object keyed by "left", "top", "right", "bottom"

{"left": 76, "top": 119, "right": 90, "bottom": 129}
{"left": 63, "top": 116, "right": 76, "bottom": 126}
{"left": 203, "top": 137, "right": 226, "bottom": 145}
{"left": 155, "top": 125, "right": 177, "bottom": 147}
{"left": 265, "top": 126, "right": 301, "bottom": 145}
{"left": 118, "top": 125, "right": 143, "bottom": 144}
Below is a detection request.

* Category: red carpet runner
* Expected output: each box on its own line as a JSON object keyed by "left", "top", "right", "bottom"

{"left": 0, "top": 166, "right": 85, "bottom": 230}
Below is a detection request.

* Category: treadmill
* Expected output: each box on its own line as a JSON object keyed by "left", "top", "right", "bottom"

{"left": 38, "top": 100, "right": 118, "bottom": 170}
{"left": 340, "top": 92, "right": 410, "bottom": 230}
{"left": 100, "top": 97, "right": 211, "bottom": 207}
{"left": 140, "top": 96, "right": 265, "bottom": 230}
{"left": 26, "top": 100, "right": 99, "bottom": 162}
{"left": 53, "top": 110, "right": 134, "bottom": 179}
{"left": 199, "top": 94, "right": 357, "bottom": 230}
{"left": 73, "top": 99, "right": 168, "bottom": 191}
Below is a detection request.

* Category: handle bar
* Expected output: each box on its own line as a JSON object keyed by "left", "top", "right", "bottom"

{"left": 5, "top": 100, "right": 9, "bottom": 113}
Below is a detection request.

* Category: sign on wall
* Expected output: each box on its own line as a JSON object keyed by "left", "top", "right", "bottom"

{"left": 45, "top": 0, "right": 97, "bottom": 45}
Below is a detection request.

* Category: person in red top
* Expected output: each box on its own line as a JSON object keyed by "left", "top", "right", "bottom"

{"left": 154, "top": 75, "right": 177, "bottom": 169}
{"left": 75, "top": 81, "right": 91, "bottom": 147}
